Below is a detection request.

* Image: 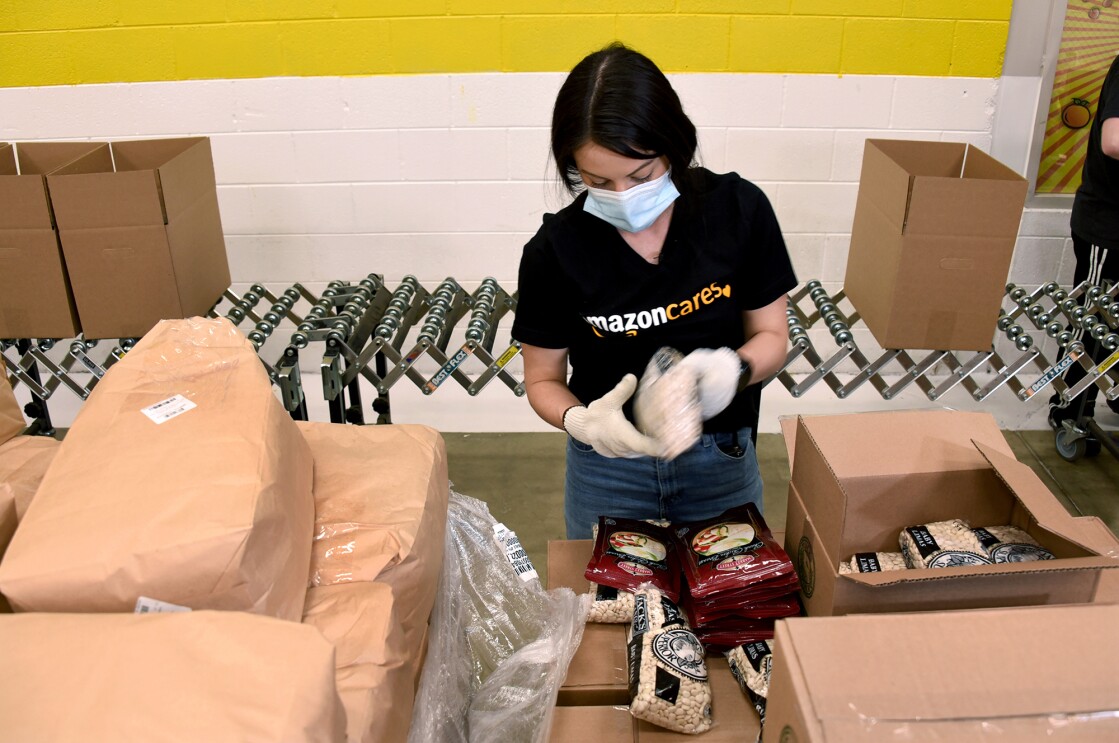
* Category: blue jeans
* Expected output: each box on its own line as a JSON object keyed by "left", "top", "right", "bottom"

{"left": 564, "top": 427, "right": 764, "bottom": 540}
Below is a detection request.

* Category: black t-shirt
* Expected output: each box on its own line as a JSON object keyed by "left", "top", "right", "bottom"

{"left": 1071, "top": 54, "right": 1119, "bottom": 249}
{"left": 512, "top": 168, "right": 797, "bottom": 433}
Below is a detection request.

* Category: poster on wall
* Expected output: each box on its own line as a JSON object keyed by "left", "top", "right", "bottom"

{"left": 1036, "top": 0, "right": 1119, "bottom": 194}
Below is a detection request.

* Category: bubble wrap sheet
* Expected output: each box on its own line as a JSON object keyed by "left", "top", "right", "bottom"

{"left": 407, "top": 491, "right": 589, "bottom": 743}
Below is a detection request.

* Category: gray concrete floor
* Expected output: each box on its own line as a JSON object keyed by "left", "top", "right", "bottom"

{"left": 445, "top": 429, "right": 1119, "bottom": 587}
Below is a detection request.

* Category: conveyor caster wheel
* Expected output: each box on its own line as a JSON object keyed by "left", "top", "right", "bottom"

{"left": 1054, "top": 427, "right": 1101, "bottom": 462}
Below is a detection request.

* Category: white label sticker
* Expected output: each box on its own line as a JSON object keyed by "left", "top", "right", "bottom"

{"left": 141, "top": 395, "right": 197, "bottom": 424}
{"left": 493, "top": 523, "right": 538, "bottom": 583}
{"left": 135, "top": 596, "right": 192, "bottom": 614}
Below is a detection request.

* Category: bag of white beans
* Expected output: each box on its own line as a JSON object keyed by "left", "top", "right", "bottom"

{"left": 899, "top": 519, "right": 992, "bottom": 569}
{"left": 627, "top": 587, "right": 712, "bottom": 735}
{"left": 587, "top": 582, "right": 635, "bottom": 624}
{"left": 972, "top": 525, "right": 1056, "bottom": 563}
{"left": 726, "top": 640, "right": 773, "bottom": 724}
{"left": 845, "top": 551, "right": 909, "bottom": 573}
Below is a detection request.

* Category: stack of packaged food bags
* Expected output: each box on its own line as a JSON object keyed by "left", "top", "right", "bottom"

{"left": 584, "top": 503, "right": 799, "bottom": 649}
{"left": 674, "top": 503, "right": 800, "bottom": 649}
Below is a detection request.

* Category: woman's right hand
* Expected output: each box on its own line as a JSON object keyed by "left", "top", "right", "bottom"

{"left": 563, "top": 374, "right": 660, "bottom": 459}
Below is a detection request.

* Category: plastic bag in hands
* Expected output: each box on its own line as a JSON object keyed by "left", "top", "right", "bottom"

{"left": 407, "top": 490, "right": 589, "bottom": 743}
{"left": 633, "top": 347, "right": 703, "bottom": 460}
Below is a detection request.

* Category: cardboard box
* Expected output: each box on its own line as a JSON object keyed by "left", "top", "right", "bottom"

{"left": 548, "top": 540, "right": 632, "bottom": 706}
{"left": 784, "top": 410, "right": 1119, "bottom": 616}
{"left": 843, "top": 139, "right": 1028, "bottom": 351}
{"left": 0, "top": 318, "right": 314, "bottom": 619}
{"left": 47, "top": 137, "right": 230, "bottom": 339}
{"left": 557, "top": 622, "right": 630, "bottom": 706}
{"left": 1073, "top": 515, "right": 1119, "bottom": 603}
{"left": 0, "top": 141, "right": 110, "bottom": 339}
{"left": 549, "top": 705, "right": 635, "bottom": 742}
{"left": 782, "top": 413, "right": 1119, "bottom": 607}
{"left": 0, "top": 611, "right": 346, "bottom": 742}
{"left": 763, "top": 603, "right": 1119, "bottom": 742}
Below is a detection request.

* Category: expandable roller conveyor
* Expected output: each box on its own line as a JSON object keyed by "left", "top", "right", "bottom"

{"left": 3, "top": 278, "right": 1115, "bottom": 461}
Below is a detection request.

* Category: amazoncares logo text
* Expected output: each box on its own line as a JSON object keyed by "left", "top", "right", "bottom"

{"left": 583, "top": 281, "right": 732, "bottom": 337}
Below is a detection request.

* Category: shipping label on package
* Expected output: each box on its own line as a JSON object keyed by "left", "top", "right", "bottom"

{"left": 141, "top": 394, "right": 197, "bottom": 424}
{"left": 135, "top": 596, "right": 192, "bottom": 613}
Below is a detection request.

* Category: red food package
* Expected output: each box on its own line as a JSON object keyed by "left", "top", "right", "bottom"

{"left": 684, "top": 594, "right": 801, "bottom": 627}
{"left": 674, "top": 503, "right": 797, "bottom": 600}
{"left": 692, "top": 618, "right": 776, "bottom": 652}
{"left": 687, "top": 572, "right": 801, "bottom": 609}
{"left": 585, "top": 516, "right": 682, "bottom": 602}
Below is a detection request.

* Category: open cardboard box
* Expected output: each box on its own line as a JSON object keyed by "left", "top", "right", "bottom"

{"left": 762, "top": 603, "right": 1119, "bottom": 742}
{"left": 0, "top": 141, "right": 110, "bottom": 339}
{"left": 46, "top": 137, "right": 230, "bottom": 340}
{"left": 782, "top": 410, "right": 1119, "bottom": 616}
{"left": 843, "top": 139, "right": 1028, "bottom": 351}
{"left": 548, "top": 539, "right": 630, "bottom": 706}
{"left": 546, "top": 538, "right": 768, "bottom": 742}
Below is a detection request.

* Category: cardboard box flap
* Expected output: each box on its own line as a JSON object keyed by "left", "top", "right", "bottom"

{"left": 785, "top": 604, "right": 1119, "bottom": 723}
{"left": 780, "top": 415, "right": 798, "bottom": 472}
{"left": 48, "top": 169, "right": 167, "bottom": 229}
{"left": 794, "top": 410, "right": 1012, "bottom": 481}
{"left": 842, "top": 553, "right": 1116, "bottom": 587}
{"left": 975, "top": 441, "right": 1107, "bottom": 552}
{"left": 16, "top": 141, "right": 110, "bottom": 176}
{"left": 0, "top": 170, "right": 52, "bottom": 229}
{"left": 112, "top": 138, "right": 215, "bottom": 221}
{"left": 857, "top": 140, "right": 913, "bottom": 228}
{"left": 1070, "top": 515, "right": 1119, "bottom": 557}
{"left": 905, "top": 173, "right": 1027, "bottom": 238}
{"left": 0, "top": 143, "right": 110, "bottom": 230}
{"left": 963, "top": 145, "right": 1028, "bottom": 182}
{"left": 870, "top": 139, "right": 966, "bottom": 177}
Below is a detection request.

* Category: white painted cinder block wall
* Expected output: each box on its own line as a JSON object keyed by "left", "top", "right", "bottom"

{"left": 0, "top": 68, "right": 1072, "bottom": 432}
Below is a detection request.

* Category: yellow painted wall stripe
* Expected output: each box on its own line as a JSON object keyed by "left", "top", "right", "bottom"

{"left": 0, "top": 3, "right": 1013, "bottom": 87}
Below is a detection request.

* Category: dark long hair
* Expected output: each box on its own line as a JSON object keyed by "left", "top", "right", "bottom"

{"left": 551, "top": 43, "right": 698, "bottom": 197}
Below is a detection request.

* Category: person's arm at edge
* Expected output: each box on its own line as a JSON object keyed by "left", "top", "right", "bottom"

{"left": 737, "top": 295, "right": 790, "bottom": 383}
{"left": 521, "top": 343, "right": 582, "bottom": 430}
{"left": 1101, "top": 117, "right": 1119, "bottom": 159}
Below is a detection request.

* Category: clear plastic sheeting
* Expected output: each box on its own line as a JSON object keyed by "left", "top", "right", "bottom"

{"left": 408, "top": 490, "right": 589, "bottom": 743}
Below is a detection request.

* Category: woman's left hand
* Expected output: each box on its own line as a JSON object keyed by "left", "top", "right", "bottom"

{"left": 677, "top": 347, "right": 744, "bottom": 420}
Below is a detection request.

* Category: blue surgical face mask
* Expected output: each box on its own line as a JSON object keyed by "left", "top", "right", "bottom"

{"left": 583, "top": 168, "right": 680, "bottom": 233}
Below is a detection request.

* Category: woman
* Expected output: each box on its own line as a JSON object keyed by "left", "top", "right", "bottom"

{"left": 511, "top": 43, "right": 796, "bottom": 539}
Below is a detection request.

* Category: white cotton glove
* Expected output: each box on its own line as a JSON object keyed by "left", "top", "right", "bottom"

{"left": 676, "top": 347, "right": 745, "bottom": 420}
{"left": 563, "top": 374, "right": 662, "bottom": 459}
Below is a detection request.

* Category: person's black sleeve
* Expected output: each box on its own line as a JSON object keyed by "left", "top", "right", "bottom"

{"left": 510, "top": 228, "right": 571, "bottom": 350}
{"left": 736, "top": 183, "right": 798, "bottom": 310}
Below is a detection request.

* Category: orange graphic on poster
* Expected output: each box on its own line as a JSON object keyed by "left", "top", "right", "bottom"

{"left": 1037, "top": 0, "right": 1119, "bottom": 194}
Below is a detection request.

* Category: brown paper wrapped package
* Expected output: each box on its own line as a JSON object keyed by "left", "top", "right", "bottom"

{"left": 304, "top": 582, "right": 414, "bottom": 743}
{"left": 0, "top": 482, "right": 16, "bottom": 561}
{"left": 0, "top": 318, "right": 314, "bottom": 619}
{"left": 0, "top": 611, "right": 346, "bottom": 742}
{"left": 0, "top": 435, "right": 62, "bottom": 613}
{"left": 0, "top": 433, "right": 60, "bottom": 519}
{"left": 298, "top": 421, "right": 448, "bottom": 685}
{"left": 0, "top": 372, "right": 24, "bottom": 445}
